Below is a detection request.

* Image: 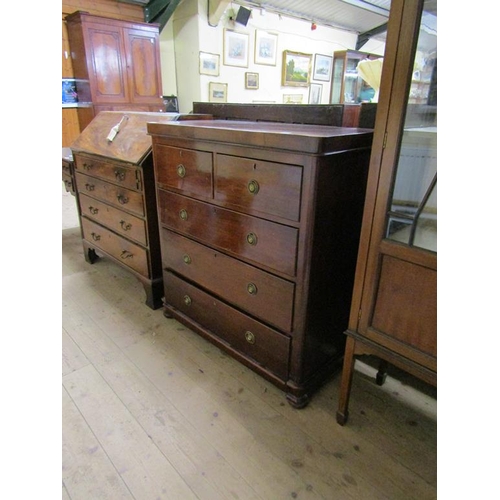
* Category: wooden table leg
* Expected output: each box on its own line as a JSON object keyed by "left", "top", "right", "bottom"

{"left": 336, "top": 336, "right": 357, "bottom": 425}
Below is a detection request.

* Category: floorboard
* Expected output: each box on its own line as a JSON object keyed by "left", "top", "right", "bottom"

{"left": 62, "top": 226, "right": 437, "bottom": 499}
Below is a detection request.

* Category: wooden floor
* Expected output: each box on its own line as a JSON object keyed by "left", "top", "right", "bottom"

{"left": 62, "top": 226, "right": 437, "bottom": 500}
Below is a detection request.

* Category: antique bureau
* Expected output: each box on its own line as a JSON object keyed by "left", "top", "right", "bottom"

{"left": 70, "top": 111, "right": 209, "bottom": 309}
{"left": 148, "top": 120, "right": 373, "bottom": 406}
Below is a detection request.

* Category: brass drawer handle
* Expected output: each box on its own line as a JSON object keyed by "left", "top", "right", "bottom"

{"left": 82, "top": 162, "right": 93, "bottom": 171}
{"left": 177, "top": 164, "right": 186, "bottom": 178}
{"left": 247, "top": 283, "right": 258, "bottom": 295}
{"left": 183, "top": 254, "right": 191, "bottom": 264}
{"left": 85, "top": 183, "right": 95, "bottom": 191}
{"left": 117, "top": 194, "right": 129, "bottom": 204}
{"left": 64, "top": 180, "right": 72, "bottom": 189}
{"left": 89, "top": 206, "right": 99, "bottom": 215}
{"left": 120, "top": 250, "right": 133, "bottom": 259}
{"left": 247, "top": 180, "right": 259, "bottom": 195}
{"left": 115, "top": 170, "right": 126, "bottom": 181}
{"left": 120, "top": 220, "right": 132, "bottom": 231}
{"left": 179, "top": 209, "right": 188, "bottom": 221}
{"left": 91, "top": 232, "right": 100, "bottom": 241}
{"left": 183, "top": 295, "right": 192, "bottom": 306}
{"left": 62, "top": 165, "right": 70, "bottom": 173}
{"left": 245, "top": 331, "right": 256, "bottom": 344}
{"left": 246, "top": 232, "right": 258, "bottom": 246}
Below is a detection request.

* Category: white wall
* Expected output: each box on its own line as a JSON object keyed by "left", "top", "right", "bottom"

{"left": 159, "top": 0, "right": 386, "bottom": 112}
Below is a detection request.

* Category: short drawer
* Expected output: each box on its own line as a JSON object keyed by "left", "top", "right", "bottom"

{"left": 161, "top": 229, "right": 295, "bottom": 332}
{"left": 76, "top": 172, "right": 145, "bottom": 217}
{"left": 79, "top": 193, "right": 147, "bottom": 246}
{"left": 81, "top": 218, "right": 149, "bottom": 277}
{"left": 153, "top": 144, "right": 212, "bottom": 197}
{"left": 158, "top": 190, "right": 298, "bottom": 277}
{"left": 164, "top": 271, "right": 290, "bottom": 380}
{"left": 62, "top": 172, "right": 74, "bottom": 193}
{"left": 74, "top": 154, "right": 140, "bottom": 191}
{"left": 215, "top": 154, "right": 302, "bottom": 221}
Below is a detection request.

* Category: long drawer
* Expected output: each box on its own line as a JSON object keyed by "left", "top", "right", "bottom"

{"left": 164, "top": 271, "right": 291, "bottom": 380}
{"left": 161, "top": 229, "right": 294, "bottom": 332}
{"left": 81, "top": 218, "right": 149, "bottom": 276}
{"left": 215, "top": 154, "right": 302, "bottom": 221}
{"left": 74, "top": 154, "right": 140, "bottom": 191}
{"left": 158, "top": 190, "right": 298, "bottom": 277}
{"left": 76, "top": 172, "right": 145, "bottom": 217}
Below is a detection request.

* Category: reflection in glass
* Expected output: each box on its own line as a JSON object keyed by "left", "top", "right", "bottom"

{"left": 386, "top": 0, "right": 437, "bottom": 253}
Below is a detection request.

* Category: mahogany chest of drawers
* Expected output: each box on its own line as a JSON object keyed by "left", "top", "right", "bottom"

{"left": 70, "top": 111, "right": 210, "bottom": 309}
{"left": 148, "top": 120, "right": 373, "bottom": 406}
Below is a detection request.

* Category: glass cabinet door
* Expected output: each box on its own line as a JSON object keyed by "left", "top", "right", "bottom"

{"left": 386, "top": 1, "right": 437, "bottom": 252}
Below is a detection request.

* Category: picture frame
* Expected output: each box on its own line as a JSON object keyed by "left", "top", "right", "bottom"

{"left": 254, "top": 30, "right": 278, "bottom": 66}
{"left": 163, "top": 95, "right": 179, "bottom": 112}
{"left": 283, "top": 94, "right": 304, "bottom": 104}
{"left": 209, "top": 82, "right": 228, "bottom": 103}
{"left": 312, "top": 53, "right": 333, "bottom": 82}
{"left": 308, "top": 83, "right": 322, "bottom": 104}
{"left": 223, "top": 29, "right": 249, "bottom": 68}
{"left": 245, "top": 72, "right": 259, "bottom": 90}
{"left": 199, "top": 51, "right": 220, "bottom": 76}
{"left": 282, "top": 50, "right": 312, "bottom": 87}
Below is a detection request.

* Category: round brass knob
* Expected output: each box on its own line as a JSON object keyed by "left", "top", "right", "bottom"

{"left": 244, "top": 331, "right": 256, "bottom": 344}
{"left": 183, "top": 254, "right": 191, "bottom": 264}
{"left": 246, "top": 232, "right": 258, "bottom": 246}
{"left": 179, "top": 209, "right": 188, "bottom": 221}
{"left": 177, "top": 164, "right": 186, "bottom": 178}
{"left": 183, "top": 295, "right": 192, "bottom": 306}
{"left": 247, "top": 283, "right": 258, "bottom": 295}
{"left": 247, "top": 180, "right": 259, "bottom": 195}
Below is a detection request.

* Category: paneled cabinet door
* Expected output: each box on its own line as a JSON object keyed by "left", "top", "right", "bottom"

{"left": 124, "top": 28, "right": 162, "bottom": 104}
{"left": 84, "top": 22, "right": 129, "bottom": 104}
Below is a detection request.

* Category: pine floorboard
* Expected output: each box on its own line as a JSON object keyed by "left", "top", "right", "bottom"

{"left": 62, "top": 227, "right": 437, "bottom": 500}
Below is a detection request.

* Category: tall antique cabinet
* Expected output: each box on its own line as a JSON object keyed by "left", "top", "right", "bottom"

{"left": 337, "top": 0, "right": 437, "bottom": 425}
{"left": 148, "top": 119, "right": 373, "bottom": 407}
{"left": 66, "top": 11, "right": 164, "bottom": 131}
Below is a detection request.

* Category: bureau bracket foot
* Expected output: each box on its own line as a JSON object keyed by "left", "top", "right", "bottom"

{"left": 84, "top": 245, "right": 99, "bottom": 264}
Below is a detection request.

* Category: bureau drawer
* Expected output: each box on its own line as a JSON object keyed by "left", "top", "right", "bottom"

{"left": 153, "top": 144, "right": 212, "bottom": 197}
{"left": 76, "top": 172, "right": 145, "bottom": 217}
{"left": 215, "top": 155, "right": 302, "bottom": 221}
{"left": 158, "top": 190, "right": 298, "bottom": 277}
{"left": 79, "top": 193, "right": 147, "bottom": 246}
{"left": 164, "top": 271, "right": 290, "bottom": 380}
{"left": 74, "top": 155, "right": 140, "bottom": 191}
{"left": 81, "top": 218, "right": 149, "bottom": 277}
{"left": 62, "top": 172, "right": 73, "bottom": 193}
{"left": 161, "top": 229, "right": 294, "bottom": 332}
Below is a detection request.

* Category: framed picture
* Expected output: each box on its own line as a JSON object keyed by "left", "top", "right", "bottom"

{"left": 223, "top": 29, "right": 249, "bottom": 68}
{"left": 199, "top": 52, "right": 220, "bottom": 76}
{"left": 163, "top": 95, "right": 179, "bottom": 112}
{"left": 313, "top": 54, "right": 333, "bottom": 81}
{"left": 283, "top": 94, "right": 303, "bottom": 104}
{"left": 308, "top": 84, "right": 322, "bottom": 104}
{"left": 245, "top": 72, "right": 259, "bottom": 89}
{"left": 254, "top": 30, "right": 278, "bottom": 66}
{"left": 209, "top": 82, "right": 228, "bottom": 103}
{"left": 282, "top": 50, "right": 312, "bottom": 87}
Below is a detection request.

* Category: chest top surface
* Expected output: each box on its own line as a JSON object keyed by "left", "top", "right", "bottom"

{"left": 147, "top": 120, "right": 373, "bottom": 155}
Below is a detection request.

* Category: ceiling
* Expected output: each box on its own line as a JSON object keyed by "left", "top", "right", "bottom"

{"left": 119, "top": 0, "right": 392, "bottom": 47}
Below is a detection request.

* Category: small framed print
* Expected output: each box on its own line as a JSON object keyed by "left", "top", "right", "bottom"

{"left": 283, "top": 94, "right": 303, "bottom": 104}
{"left": 245, "top": 72, "right": 259, "bottom": 89}
{"left": 223, "top": 29, "right": 249, "bottom": 68}
{"left": 254, "top": 30, "right": 278, "bottom": 66}
{"left": 199, "top": 51, "right": 220, "bottom": 76}
{"left": 309, "top": 83, "right": 322, "bottom": 104}
{"left": 209, "top": 82, "right": 228, "bottom": 103}
{"left": 282, "top": 50, "right": 312, "bottom": 87}
{"left": 312, "top": 53, "right": 333, "bottom": 82}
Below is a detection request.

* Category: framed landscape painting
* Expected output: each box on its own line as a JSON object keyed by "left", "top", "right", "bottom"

{"left": 223, "top": 29, "right": 249, "bottom": 68}
{"left": 199, "top": 52, "right": 220, "bottom": 76}
{"left": 312, "top": 54, "right": 333, "bottom": 81}
{"left": 282, "top": 50, "right": 311, "bottom": 87}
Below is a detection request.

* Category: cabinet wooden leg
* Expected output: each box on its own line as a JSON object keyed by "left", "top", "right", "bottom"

{"left": 376, "top": 359, "right": 388, "bottom": 386}
{"left": 336, "top": 336, "right": 357, "bottom": 426}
